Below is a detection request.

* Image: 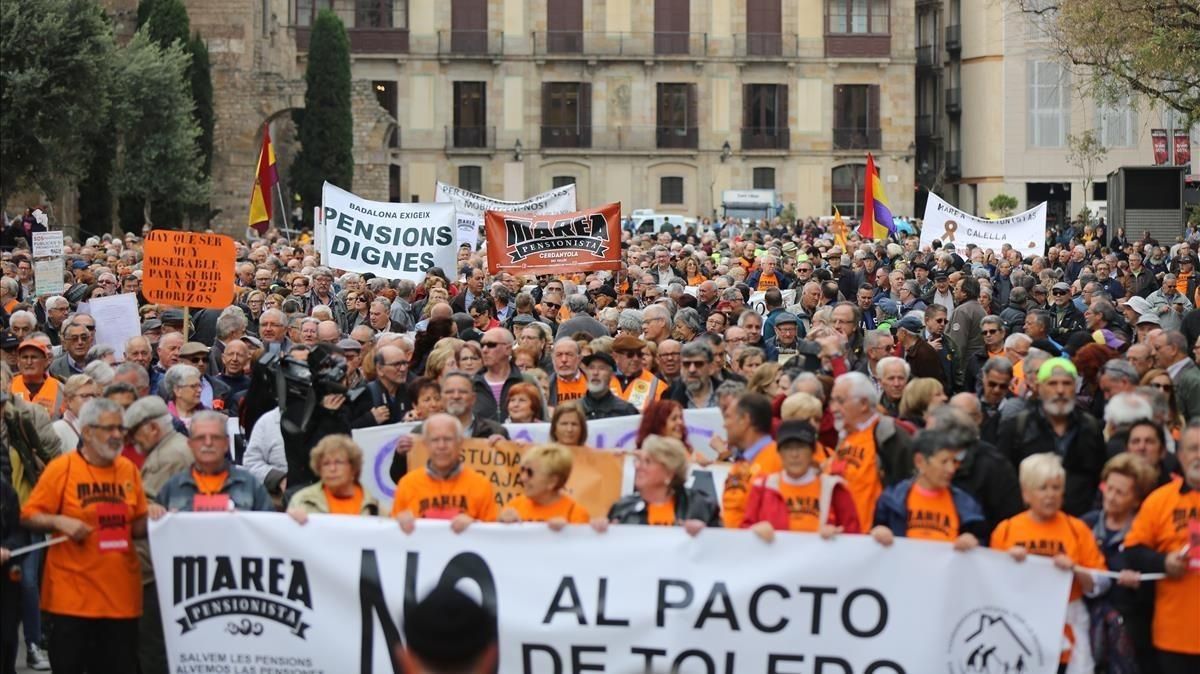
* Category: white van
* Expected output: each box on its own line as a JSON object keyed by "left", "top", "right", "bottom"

{"left": 628, "top": 209, "right": 698, "bottom": 236}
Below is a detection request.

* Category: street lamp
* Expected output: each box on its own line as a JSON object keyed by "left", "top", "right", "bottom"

{"left": 720, "top": 140, "right": 732, "bottom": 162}
{"left": 513, "top": 139, "right": 523, "bottom": 162}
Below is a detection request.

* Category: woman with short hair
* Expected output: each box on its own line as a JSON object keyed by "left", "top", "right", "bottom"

{"left": 549, "top": 402, "right": 587, "bottom": 446}
{"left": 505, "top": 382, "right": 545, "bottom": 423}
{"left": 163, "top": 364, "right": 205, "bottom": 430}
{"left": 499, "top": 444, "right": 590, "bottom": 528}
{"left": 897, "top": 377, "right": 947, "bottom": 428}
{"left": 53, "top": 374, "right": 98, "bottom": 451}
{"left": 599, "top": 435, "right": 721, "bottom": 533}
{"left": 288, "top": 435, "right": 380, "bottom": 521}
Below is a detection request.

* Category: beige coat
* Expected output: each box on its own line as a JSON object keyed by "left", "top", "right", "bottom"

{"left": 290, "top": 481, "right": 381, "bottom": 517}
{"left": 138, "top": 430, "right": 194, "bottom": 585}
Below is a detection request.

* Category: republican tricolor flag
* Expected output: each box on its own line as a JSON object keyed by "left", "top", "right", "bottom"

{"left": 248, "top": 125, "right": 278, "bottom": 235}
{"left": 858, "top": 153, "right": 895, "bottom": 241}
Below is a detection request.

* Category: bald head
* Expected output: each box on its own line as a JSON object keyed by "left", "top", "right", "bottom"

{"left": 430, "top": 302, "right": 454, "bottom": 322}
{"left": 316, "top": 320, "right": 340, "bottom": 343}
{"left": 948, "top": 392, "right": 983, "bottom": 425}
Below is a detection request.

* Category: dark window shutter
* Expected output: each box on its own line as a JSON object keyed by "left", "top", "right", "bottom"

{"left": 743, "top": 84, "right": 753, "bottom": 128}
{"left": 868, "top": 84, "right": 880, "bottom": 129}
{"left": 777, "top": 84, "right": 788, "bottom": 131}
{"left": 687, "top": 84, "right": 698, "bottom": 147}
{"left": 834, "top": 85, "right": 845, "bottom": 128}
{"left": 656, "top": 83, "right": 666, "bottom": 125}
{"left": 579, "top": 82, "right": 592, "bottom": 147}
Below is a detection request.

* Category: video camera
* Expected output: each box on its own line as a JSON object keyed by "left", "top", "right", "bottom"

{"left": 249, "top": 345, "right": 348, "bottom": 435}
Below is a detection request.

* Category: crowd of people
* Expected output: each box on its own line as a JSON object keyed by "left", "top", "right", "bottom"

{"left": 0, "top": 213, "right": 1197, "bottom": 674}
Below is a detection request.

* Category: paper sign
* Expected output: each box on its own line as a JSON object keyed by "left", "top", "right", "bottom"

{"left": 436, "top": 181, "right": 577, "bottom": 251}
{"left": 33, "top": 258, "right": 65, "bottom": 296}
{"left": 485, "top": 203, "right": 623, "bottom": 275}
{"left": 193, "top": 494, "right": 232, "bottom": 512}
{"left": 32, "top": 231, "right": 64, "bottom": 258}
{"left": 90, "top": 293, "right": 142, "bottom": 361}
{"left": 142, "top": 230, "right": 236, "bottom": 308}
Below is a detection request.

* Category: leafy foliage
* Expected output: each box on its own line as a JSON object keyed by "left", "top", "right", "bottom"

{"left": 1066, "top": 130, "right": 1108, "bottom": 222}
{"left": 292, "top": 10, "right": 354, "bottom": 226}
{"left": 188, "top": 33, "right": 214, "bottom": 178}
{"left": 138, "top": 0, "right": 189, "bottom": 49}
{"left": 989, "top": 194, "right": 1019, "bottom": 218}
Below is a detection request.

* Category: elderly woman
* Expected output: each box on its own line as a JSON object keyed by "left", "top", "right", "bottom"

{"left": 897, "top": 377, "right": 947, "bottom": 429}
{"left": 991, "top": 453, "right": 1108, "bottom": 672}
{"left": 747, "top": 362, "right": 782, "bottom": 397}
{"left": 403, "top": 377, "right": 444, "bottom": 423}
{"left": 457, "top": 341, "right": 483, "bottom": 376}
{"left": 1140, "top": 368, "right": 1184, "bottom": 440}
{"left": 164, "top": 363, "right": 205, "bottom": 430}
{"left": 505, "top": 382, "right": 545, "bottom": 423}
{"left": 735, "top": 347, "right": 766, "bottom": 378}
{"left": 244, "top": 290, "right": 266, "bottom": 335}
{"left": 53, "top": 374, "right": 98, "bottom": 451}
{"left": 499, "top": 444, "right": 590, "bottom": 528}
{"left": 598, "top": 435, "right": 721, "bottom": 533}
{"left": 287, "top": 435, "right": 380, "bottom": 521}
{"left": 549, "top": 402, "right": 587, "bottom": 446}
{"left": 423, "top": 341, "right": 461, "bottom": 381}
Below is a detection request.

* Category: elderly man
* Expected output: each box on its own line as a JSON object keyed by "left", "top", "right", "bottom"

{"left": 828, "top": 372, "right": 914, "bottom": 528}
{"left": 517, "top": 323, "right": 552, "bottom": 371}
{"left": 1049, "top": 281, "right": 1087, "bottom": 342}
{"left": 349, "top": 344, "right": 413, "bottom": 429}
{"left": 391, "top": 413, "right": 499, "bottom": 530}
{"left": 894, "top": 314, "right": 946, "bottom": 385}
{"left": 124, "top": 397, "right": 191, "bottom": 495}
{"left": 855, "top": 329, "right": 895, "bottom": 384}
{"left": 1145, "top": 273, "right": 1193, "bottom": 333}
{"left": 875, "top": 357, "right": 909, "bottom": 417}
{"left": 994, "top": 358, "right": 1105, "bottom": 516}
{"left": 123, "top": 336, "right": 153, "bottom": 372}
{"left": 610, "top": 335, "right": 666, "bottom": 411}
{"left": 154, "top": 410, "right": 272, "bottom": 511}
{"left": 642, "top": 304, "right": 672, "bottom": 346}
{"left": 665, "top": 341, "right": 721, "bottom": 409}
{"left": 580, "top": 352, "right": 637, "bottom": 419}
{"left": 557, "top": 294, "right": 608, "bottom": 339}
{"left": 10, "top": 339, "right": 61, "bottom": 417}
{"left": 1126, "top": 343, "right": 1155, "bottom": 380}
{"left": 20, "top": 398, "right": 149, "bottom": 673}
{"left": 764, "top": 312, "right": 806, "bottom": 365}
{"left": 42, "top": 296, "right": 70, "bottom": 347}
{"left": 977, "top": 357, "right": 1014, "bottom": 443}
{"left": 1122, "top": 420, "right": 1200, "bottom": 673}
{"left": 49, "top": 314, "right": 96, "bottom": 381}
{"left": 472, "top": 328, "right": 523, "bottom": 422}
{"left": 1150, "top": 329, "right": 1200, "bottom": 422}
{"left": 547, "top": 338, "right": 586, "bottom": 405}
{"left": 8, "top": 309, "right": 37, "bottom": 342}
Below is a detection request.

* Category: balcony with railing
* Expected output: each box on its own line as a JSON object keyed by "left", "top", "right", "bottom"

{"left": 531, "top": 31, "right": 710, "bottom": 58}
{"left": 833, "top": 127, "right": 882, "bottom": 150}
{"left": 445, "top": 126, "right": 496, "bottom": 151}
{"left": 916, "top": 44, "right": 938, "bottom": 70}
{"left": 916, "top": 114, "right": 933, "bottom": 139}
{"left": 946, "top": 87, "right": 962, "bottom": 114}
{"left": 742, "top": 127, "right": 790, "bottom": 151}
{"left": 438, "top": 30, "right": 512, "bottom": 56}
{"left": 945, "top": 24, "right": 961, "bottom": 53}
{"left": 541, "top": 125, "right": 592, "bottom": 149}
{"left": 945, "top": 150, "right": 962, "bottom": 178}
{"left": 294, "top": 26, "right": 409, "bottom": 53}
{"left": 656, "top": 126, "right": 699, "bottom": 150}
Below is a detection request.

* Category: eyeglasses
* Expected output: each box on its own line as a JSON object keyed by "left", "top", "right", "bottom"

{"left": 480, "top": 341, "right": 504, "bottom": 349}
{"left": 543, "top": 303, "right": 560, "bottom": 311}
{"left": 383, "top": 360, "right": 410, "bottom": 368}
{"left": 1052, "top": 290, "right": 1067, "bottom": 296}
{"left": 1152, "top": 382, "right": 1173, "bottom": 391}
{"left": 65, "top": 334, "right": 91, "bottom": 342}
{"left": 87, "top": 423, "right": 125, "bottom": 435}
{"left": 682, "top": 361, "right": 706, "bottom": 369}
{"left": 982, "top": 329, "right": 1000, "bottom": 336}
{"left": 178, "top": 382, "right": 202, "bottom": 389}
{"left": 184, "top": 355, "right": 208, "bottom": 363}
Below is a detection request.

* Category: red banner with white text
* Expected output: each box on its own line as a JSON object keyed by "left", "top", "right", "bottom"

{"left": 485, "top": 202, "right": 622, "bottom": 275}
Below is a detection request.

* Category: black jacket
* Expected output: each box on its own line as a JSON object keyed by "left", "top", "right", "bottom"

{"left": 348, "top": 380, "right": 413, "bottom": 429}
{"left": 472, "top": 366, "right": 527, "bottom": 422}
{"left": 994, "top": 405, "right": 1106, "bottom": 517}
{"left": 580, "top": 390, "right": 637, "bottom": 420}
{"left": 951, "top": 440, "right": 1024, "bottom": 541}
{"left": 607, "top": 488, "right": 722, "bottom": 527}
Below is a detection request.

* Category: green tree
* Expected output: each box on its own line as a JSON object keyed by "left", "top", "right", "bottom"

{"left": 109, "top": 30, "right": 207, "bottom": 231}
{"left": 0, "top": 0, "right": 114, "bottom": 204}
{"left": 1066, "top": 130, "right": 1108, "bottom": 223}
{"left": 138, "top": 0, "right": 188, "bottom": 47}
{"left": 1017, "top": 1, "right": 1200, "bottom": 126}
{"left": 292, "top": 10, "right": 354, "bottom": 226}
{"left": 188, "top": 33, "right": 214, "bottom": 178}
{"left": 989, "top": 193, "right": 1019, "bottom": 218}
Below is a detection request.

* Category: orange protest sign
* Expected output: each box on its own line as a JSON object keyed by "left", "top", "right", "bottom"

{"left": 485, "top": 202, "right": 622, "bottom": 275}
{"left": 142, "top": 231, "right": 236, "bottom": 308}
{"left": 408, "top": 439, "right": 624, "bottom": 518}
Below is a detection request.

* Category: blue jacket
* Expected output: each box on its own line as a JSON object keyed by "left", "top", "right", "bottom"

{"left": 873, "top": 478, "right": 987, "bottom": 540}
{"left": 156, "top": 462, "right": 273, "bottom": 513}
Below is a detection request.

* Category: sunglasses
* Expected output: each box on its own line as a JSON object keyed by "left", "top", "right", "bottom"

{"left": 982, "top": 329, "right": 1000, "bottom": 335}
{"left": 480, "top": 341, "right": 504, "bottom": 349}
{"left": 1052, "top": 290, "right": 1067, "bottom": 296}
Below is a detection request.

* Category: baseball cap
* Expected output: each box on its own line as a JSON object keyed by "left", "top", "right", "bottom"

{"left": 934, "top": 270, "right": 949, "bottom": 281}
{"left": 581, "top": 351, "right": 617, "bottom": 370}
{"left": 16, "top": 339, "right": 50, "bottom": 356}
{"left": 776, "top": 420, "right": 817, "bottom": 449}
{"left": 896, "top": 315, "right": 925, "bottom": 334}
{"left": 1092, "top": 329, "right": 1125, "bottom": 351}
{"left": 1036, "top": 357, "right": 1078, "bottom": 382}
{"left": 0, "top": 331, "right": 18, "bottom": 350}
{"left": 875, "top": 298, "right": 900, "bottom": 317}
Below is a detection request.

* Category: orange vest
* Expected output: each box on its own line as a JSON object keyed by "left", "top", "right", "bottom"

{"left": 612, "top": 370, "right": 667, "bottom": 411}
{"left": 10, "top": 375, "right": 62, "bottom": 418}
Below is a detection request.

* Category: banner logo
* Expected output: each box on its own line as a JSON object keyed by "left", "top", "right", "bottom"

{"left": 946, "top": 608, "right": 1044, "bottom": 674}
{"left": 503, "top": 213, "right": 610, "bottom": 262}
{"left": 172, "top": 556, "right": 313, "bottom": 639}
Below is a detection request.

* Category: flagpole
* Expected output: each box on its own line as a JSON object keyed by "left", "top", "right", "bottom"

{"left": 274, "top": 181, "right": 291, "bottom": 245}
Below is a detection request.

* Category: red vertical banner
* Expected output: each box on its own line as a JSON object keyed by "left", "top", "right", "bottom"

{"left": 1151, "top": 129, "right": 1169, "bottom": 165}
{"left": 1174, "top": 131, "right": 1191, "bottom": 167}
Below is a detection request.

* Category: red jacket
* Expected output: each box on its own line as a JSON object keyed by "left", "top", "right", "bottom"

{"left": 739, "top": 472, "right": 862, "bottom": 533}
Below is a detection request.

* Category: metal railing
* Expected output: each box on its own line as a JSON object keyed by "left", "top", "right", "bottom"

{"left": 741, "top": 127, "right": 790, "bottom": 150}
{"left": 294, "top": 26, "right": 409, "bottom": 53}
{"left": 916, "top": 44, "right": 936, "bottom": 68}
{"left": 945, "top": 24, "right": 961, "bottom": 52}
{"left": 945, "top": 150, "right": 962, "bottom": 177}
{"left": 438, "top": 30, "right": 512, "bottom": 56}
{"left": 833, "top": 127, "right": 882, "bottom": 150}
{"left": 444, "top": 125, "right": 496, "bottom": 150}
{"left": 541, "top": 125, "right": 592, "bottom": 149}
{"left": 916, "top": 114, "right": 933, "bottom": 138}
{"left": 531, "top": 31, "right": 709, "bottom": 57}
{"left": 946, "top": 87, "right": 962, "bottom": 114}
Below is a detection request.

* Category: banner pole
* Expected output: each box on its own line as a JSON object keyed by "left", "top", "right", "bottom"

{"left": 276, "top": 183, "right": 291, "bottom": 245}
{"left": 182, "top": 306, "right": 190, "bottom": 342}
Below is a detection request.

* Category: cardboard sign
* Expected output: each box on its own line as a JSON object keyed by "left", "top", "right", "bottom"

{"left": 485, "top": 202, "right": 622, "bottom": 275}
{"left": 33, "top": 257, "right": 65, "bottom": 296}
{"left": 407, "top": 438, "right": 624, "bottom": 518}
{"left": 142, "top": 230, "right": 236, "bottom": 308}
{"left": 32, "top": 231, "right": 64, "bottom": 258}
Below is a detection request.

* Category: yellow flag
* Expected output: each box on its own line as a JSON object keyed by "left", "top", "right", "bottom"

{"left": 833, "top": 207, "right": 849, "bottom": 249}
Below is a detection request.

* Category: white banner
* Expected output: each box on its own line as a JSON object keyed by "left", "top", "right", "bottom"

{"left": 920, "top": 193, "right": 1047, "bottom": 256}
{"left": 749, "top": 289, "right": 796, "bottom": 316}
{"left": 321, "top": 182, "right": 456, "bottom": 281}
{"left": 435, "top": 182, "right": 577, "bottom": 252}
{"left": 354, "top": 409, "right": 727, "bottom": 509}
{"left": 150, "top": 514, "right": 1072, "bottom": 674}
{"left": 33, "top": 258, "right": 64, "bottom": 296}
{"left": 32, "top": 230, "right": 64, "bottom": 258}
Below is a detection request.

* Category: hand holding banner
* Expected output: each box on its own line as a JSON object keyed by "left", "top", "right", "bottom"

{"left": 485, "top": 203, "right": 623, "bottom": 275}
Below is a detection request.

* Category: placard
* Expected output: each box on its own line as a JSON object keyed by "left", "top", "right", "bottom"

{"left": 33, "top": 258, "right": 65, "bottom": 296}
{"left": 436, "top": 181, "right": 577, "bottom": 251}
{"left": 485, "top": 203, "right": 623, "bottom": 275}
{"left": 142, "top": 231, "right": 236, "bottom": 308}
{"left": 89, "top": 293, "right": 142, "bottom": 361}
{"left": 32, "top": 231, "right": 64, "bottom": 258}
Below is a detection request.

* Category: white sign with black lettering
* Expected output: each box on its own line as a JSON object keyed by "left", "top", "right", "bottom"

{"left": 435, "top": 182, "right": 577, "bottom": 251}
{"left": 32, "top": 231, "right": 64, "bottom": 258}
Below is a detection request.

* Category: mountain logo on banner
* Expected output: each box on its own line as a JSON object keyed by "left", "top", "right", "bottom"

{"left": 946, "top": 608, "right": 1044, "bottom": 674}
{"left": 171, "top": 555, "right": 313, "bottom": 639}
{"left": 503, "top": 212, "right": 610, "bottom": 262}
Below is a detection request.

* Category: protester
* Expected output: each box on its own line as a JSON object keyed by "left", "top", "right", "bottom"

{"left": 287, "top": 435, "right": 380, "bottom": 519}
{"left": 498, "top": 444, "right": 590, "bottom": 527}
{"left": 548, "top": 402, "right": 588, "bottom": 445}
{"left": 600, "top": 435, "right": 720, "bottom": 531}
{"left": 391, "top": 414, "right": 499, "bottom": 530}
{"left": 154, "top": 411, "right": 273, "bottom": 512}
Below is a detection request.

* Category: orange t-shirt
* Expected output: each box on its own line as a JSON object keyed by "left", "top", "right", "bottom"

{"left": 990, "top": 511, "right": 1106, "bottom": 602}
{"left": 832, "top": 418, "right": 883, "bottom": 528}
{"left": 905, "top": 485, "right": 960, "bottom": 542}
{"left": 508, "top": 494, "right": 590, "bottom": 524}
{"left": 647, "top": 501, "right": 676, "bottom": 526}
{"left": 21, "top": 452, "right": 148, "bottom": 619}
{"left": 1122, "top": 480, "right": 1200, "bottom": 654}
{"left": 687, "top": 274, "right": 707, "bottom": 287}
{"left": 554, "top": 375, "right": 587, "bottom": 404}
{"left": 325, "top": 485, "right": 364, "bottom": 516}
{"left": 391, "top": 466, "right": 499, "bottom": 522}
{"left": 778, "top": 475, "right": 822, "bottom": 533}
{"left": 192, "top": 470, "right": 228, "bottom": 495}
{"left": 756, "top": 273, "right": 780, "bottom": 290}
{"left": 721, "top": 441, "right": 783, "bottom": 528}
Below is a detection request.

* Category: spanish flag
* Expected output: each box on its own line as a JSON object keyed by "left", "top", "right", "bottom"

{"left": 858, "top": 153, "right": 895, "bottom": 240}
{"left": 832, "top": 206, "right": 849, "bottom": 250}
{"left": 248, "top": 125, "right": 278, "bottom": 235}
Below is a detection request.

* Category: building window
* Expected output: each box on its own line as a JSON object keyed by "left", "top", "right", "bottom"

{"left": 746, "top": 0, "right": 782, "bottom": 56}
{"left": 831, "top": 164, "right": 867, "bottom": 218}
{"left": 296, "top": 0, "right": 333, "bottom": 27}
{"left": 655, "top": 0, "right": 691, "bottom": 55}
{"left": 356, "top": 0, "right": 399, "bottom": 28}
{"left": 541, "top": 83, "right": 592, "bottom": 148}
{"left": 656, "top": 83, "right": 698, "bottom": 149}
{"left": 661, "top": 177, "right": 684, "bottom": 204}
{"left": 1029, "top": 61, "right": 1069, "bottom": 148}
{"left": 451, "top": 0, "right": 487, "bottom": 53}
{"left": 753, "top": 167, "right": 776, "bottom": 190}
{"left": 552, "top": 176, "right": 576, "bottom": 188}
{"left": 546, "top": 0, "right": 583, "bottom": 53}
{"left": 389, "top": 165, "right": 402, "bottom": 202}
{"left": 827, "top": 0, "right": 889, "bottom": 35}
{"left": 459, "top": 166, "right": 483, "bottom": 194}
{"left": 833, "top": 84, "right": 881, "bottom": 149}
{"left": 742, "top": 84, "right": 789, "bottom": 150}
{"left": 453, "top": 82, "right": 487, "bottom": 148}
{"left": 1096, "top": 100, "right": 1135, "bottom": 148}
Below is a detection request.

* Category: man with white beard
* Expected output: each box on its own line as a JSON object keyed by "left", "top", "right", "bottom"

{"left": 993, "top": 358, "right": 1106, "bottom": 516}
{"left": 578, "top": 352, "right": 637, "bottom": 419}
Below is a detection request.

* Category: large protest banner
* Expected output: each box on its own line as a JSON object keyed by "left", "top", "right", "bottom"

{"left": 354, "top": 408, "right": 726, "bottom": 508}
{"left": 749, "top": 288, "right": 796, "bottom": 316}
{"left": 485, "top": 203, "right": 623, "bottom": 275}
{"left": 151, "top": 514, "right": 1072, "bottom": 673}
{"left": 436, "top": 181, "right": 577, "bottom": 251}
{"left": 142, "top": 231, "right": 236, "bottom": 308}
{"left": 920, "top": 193, "right": 1047, "bottom": 255}
{"left": 322, "top": 182, "right": 456, "bottom": 281}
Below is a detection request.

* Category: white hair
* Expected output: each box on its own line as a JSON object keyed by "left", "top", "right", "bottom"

{"left": 1004, "top": 333, "right": 1033, "bottom": 350}
{"left": 875, "top": 356, "right": 910, "bottom": 381}
{"left": 1019, "top": 453, "right": 1066, "bottom": 491}
{"left": 1103, "top": 392, "right": 1153, "bottom": 429}
{"left": 837, "top": 372, "right": 881, "bottom": 406}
